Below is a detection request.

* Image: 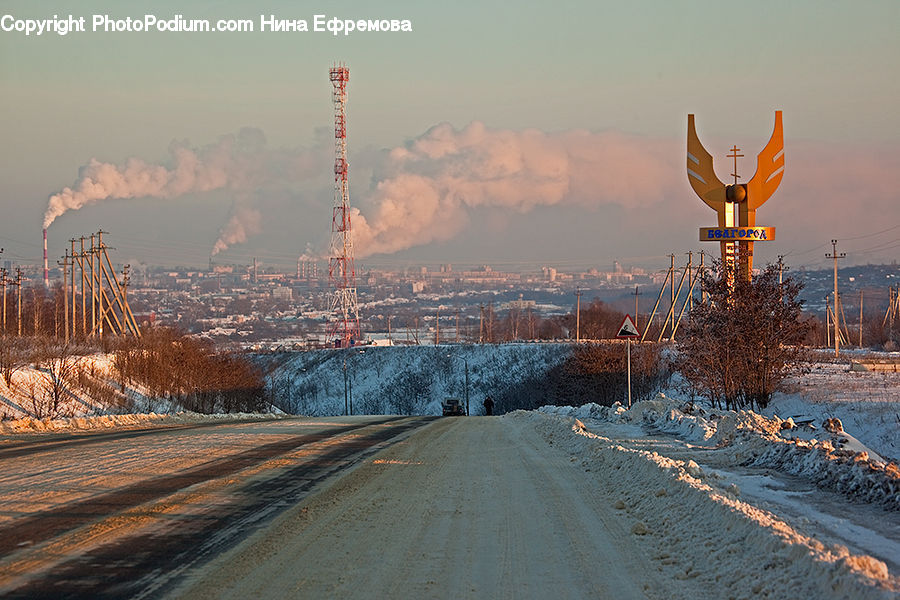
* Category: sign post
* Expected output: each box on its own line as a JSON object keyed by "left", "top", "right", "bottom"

{"left": 687, "top": 112, "right": 784, "bottom": 283}
{"left": 616, "top": 314, "right": 641, "bottom": 408}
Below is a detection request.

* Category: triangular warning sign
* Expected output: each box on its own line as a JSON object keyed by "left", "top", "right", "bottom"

{"left": 616, "top": 314, "right": 640, "bottom": 338}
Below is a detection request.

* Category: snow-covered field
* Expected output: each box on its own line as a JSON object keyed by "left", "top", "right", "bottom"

{"left": 766, "top": 361, "right": 900, "bottom": 463}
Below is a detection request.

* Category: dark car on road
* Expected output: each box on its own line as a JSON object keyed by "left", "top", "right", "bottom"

{"left": 441, "top": 398, "right": 465, "bottom": 416}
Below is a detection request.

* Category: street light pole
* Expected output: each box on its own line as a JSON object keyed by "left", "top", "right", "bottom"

{"left": 464, "top": 358, "right": 469, "bottom": 416}
{"left": 343, "top": 357, "right": 348, "bottom": 416}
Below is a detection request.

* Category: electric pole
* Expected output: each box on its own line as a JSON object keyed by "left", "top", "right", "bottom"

{"left": 0, "top": 267, "right": 6, "bottom": 334}
{"left": 15, "top": 268, "right": 22, "bottom": 337}
{"left": 575, "top": 288, "right": 582, "bottom": 342}
{"left": 859, "top": 290, "right": 864, "bottom": 348}
{"left": 632, "top": 286, "right": 641, "bottom": 330}
{"left": 825, "top": 240, "right": 846, "bottom": 357}
{"left": 59, "top": 250, "right": 70, "bottom": 344}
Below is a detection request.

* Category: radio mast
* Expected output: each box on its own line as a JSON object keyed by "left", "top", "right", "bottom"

{"left": 327, "top": 64, "right": 361, "bottom": 347}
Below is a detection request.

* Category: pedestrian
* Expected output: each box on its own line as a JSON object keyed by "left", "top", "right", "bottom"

{"left": 483, "top": 395, "right": 494, "bottom": 416}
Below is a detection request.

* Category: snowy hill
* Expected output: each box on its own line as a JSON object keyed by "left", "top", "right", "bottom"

{"left": 262, "top": 343, "right": 573, "bottom": 416}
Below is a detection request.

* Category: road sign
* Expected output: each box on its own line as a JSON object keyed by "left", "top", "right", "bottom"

{"left": 616, "top": 314, "right": 640, "bottom": 339}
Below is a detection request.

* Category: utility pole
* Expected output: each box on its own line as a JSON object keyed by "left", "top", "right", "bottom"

{"left": 825, "top": 240, "right": 846, "bottom": 357}
{"left": 70, "top": 238, "right": 77, "bottom": 340}
{"left": 487, "top": 301, "right": 494, "bottom": 343}
{"left": 669, "top": 253, "right": 676, "bottom": 328}
{"left": 777, "top": 255, "right": 785, "bottom": 286}
{"left": 343, "top": 357, "right": 348, "bottom": 415}
{"left": 0, "top": 267, "right": 6, "bottom": 334}
{"left": 478, "top": 304, "right": 484, "bottom": 343}
{"left": 575, "top": 288, "right": 582, "bottom": 342}
{"left": 464, "top": 358, "right": 469, "bottom": 416}
{"left": 60, "top": 250, "right": 70, "bottom": 344}
{"left": 96, "top": 230, "right": 107, "bottom": 340}
{"left": 80, "top": 237, "right": 87, "bottom": 338}
{"left": 89, "top": 234, "right": 97, "bottom": 337}
{"left": 15, "top": 268, "right": 22, "bottom": 337}
{"left": 435, "top": 305, "right": 440, "bottom": 345}
{"left": 632, "top": 286, "right": 642, "bottom": 330}
{"left": 859, "top": 290, "right": 864, "bottom": 348}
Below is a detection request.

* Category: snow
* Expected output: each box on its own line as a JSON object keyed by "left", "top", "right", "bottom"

{"left": 0, "top": 411, "right": 284, "bottom": 436}
{"left": 514, "top": 408, "right": 899, "bottom": 598}
{"left": 764, "top": 361, "right": 900, "bottom": 463}
{"left": 265, "top": 343, "right": 572, "bottom": 416}
{"left": 1, "top": 345, "right": 898, "bottom": 597}
{"left": 540, "top": 392, "right": 899, "bottom": 509}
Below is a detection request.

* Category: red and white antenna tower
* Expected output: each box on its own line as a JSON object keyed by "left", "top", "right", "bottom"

{"left": 328, "top": 63, "right": 361, "bottom": 347}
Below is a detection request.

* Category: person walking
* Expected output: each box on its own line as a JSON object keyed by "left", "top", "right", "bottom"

{"left": 483, "top": 395, "right": 494, "bottom": 416}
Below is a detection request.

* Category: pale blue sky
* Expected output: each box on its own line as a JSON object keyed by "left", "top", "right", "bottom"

{"left": 1, "top": 0, "right": 898, "bottom": 270}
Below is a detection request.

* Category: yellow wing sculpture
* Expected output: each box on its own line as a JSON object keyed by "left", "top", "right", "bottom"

{"left": 686, "top": 114, "right": 726, "bottom": 215}
{"left": 746, "top": 111, "right": 784, "bottom": 211}
{"left": 687, "top": 111, "right": 784, "bottom": 280}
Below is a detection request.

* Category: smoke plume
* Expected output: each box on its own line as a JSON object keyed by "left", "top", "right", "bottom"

{"left": 352, "top": 121, "right": 682, "bottom": 257}
{"left": 45, "top": 120, "right": 900, "bottom": 262}
{"left": 44, "top": 127, "right": 328, "bottom": 254}
{"left": 211, "top": 206, "right": 262, "bottom": 255}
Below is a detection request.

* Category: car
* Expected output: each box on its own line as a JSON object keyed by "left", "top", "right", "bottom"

{"left": 441, "top": 397, "right": 465, "bottom": 416}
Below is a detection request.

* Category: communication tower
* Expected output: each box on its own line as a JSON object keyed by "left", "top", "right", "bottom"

{"left": 328, "top": 64, "right": 361, "bottom": 346}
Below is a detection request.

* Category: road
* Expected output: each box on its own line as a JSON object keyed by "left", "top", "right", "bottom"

{"left": 0, "top": 416, "right": 432, "bottom": 598}
{"left": 174, "top": 416, "right": 664, "bottom": 599}
{"left": 0, "top": 415, "right": 679, "bottom": 599}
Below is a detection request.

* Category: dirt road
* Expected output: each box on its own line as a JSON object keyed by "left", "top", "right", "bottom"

{"left": 175, "top": 417, "right": 665, "bottom": 599}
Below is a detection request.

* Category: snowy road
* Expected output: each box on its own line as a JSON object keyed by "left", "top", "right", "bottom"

{"left": 1, "top": 412, "right": 896, "bottom": 599}
{"left": 174, "top": 416, "right": 665, "bottom": 600}
{"left": 0, "top": 416, "right": 433, "bottom": 598}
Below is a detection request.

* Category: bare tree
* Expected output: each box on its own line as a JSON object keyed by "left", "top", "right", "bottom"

{"left": 26, "top": 340, "right": 82, "bottom": 419}
{"left": 677, "top": 261, "right": 811, "bottom": 411}
{"left": 0, "top": 335, "right": 30, "bottom": 389}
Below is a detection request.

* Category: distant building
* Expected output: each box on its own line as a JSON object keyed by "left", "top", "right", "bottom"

{"left": 271, "top": 286, "right": 293, "bottom": 301}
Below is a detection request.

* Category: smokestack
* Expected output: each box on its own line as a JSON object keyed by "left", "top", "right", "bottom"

{"left": 43, "top": 228, "right": 49, "bottom": 288}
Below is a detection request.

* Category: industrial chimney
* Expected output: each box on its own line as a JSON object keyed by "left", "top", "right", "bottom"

{"left": 43, "top": 228, "right": 49, "bottom": 288}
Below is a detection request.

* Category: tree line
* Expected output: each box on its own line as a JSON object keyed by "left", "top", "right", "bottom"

{"left": 0, "top": 325, "right": 267, "bottom": 420}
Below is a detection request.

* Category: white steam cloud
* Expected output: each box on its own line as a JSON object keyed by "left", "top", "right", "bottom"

{"left": 352, "top": 121, "right": 682, "bottom": 257}
{"left": 45, "top": 128, "right": 327, "bottom": 255}
{"left": 45, "top": 120, "right": 900, "bottom": 263}
{"left": 211, "top": 206, "right": 262, "bottom": 256}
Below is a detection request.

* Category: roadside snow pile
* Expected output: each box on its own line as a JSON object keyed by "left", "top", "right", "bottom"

{"left": 0, "top": 412, "right": 284, "bottom": 435}
{"left": 514, "top": 410, "right": 899, "bottom": 599}
{"left": 540, "top": 395, "right": 900, "bottom": 510}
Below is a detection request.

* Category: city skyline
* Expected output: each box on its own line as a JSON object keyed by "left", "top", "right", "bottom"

{"left": 2, "top": 0, "right": 899, "bottom": 274}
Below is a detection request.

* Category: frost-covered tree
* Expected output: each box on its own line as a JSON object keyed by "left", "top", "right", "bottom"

{"left": 677, "top": 261, "right": 810, "bottom": 411}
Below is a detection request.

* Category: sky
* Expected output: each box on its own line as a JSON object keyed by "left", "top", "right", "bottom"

{"left": 1, "top": 0, "right": 899, "bottom": 274}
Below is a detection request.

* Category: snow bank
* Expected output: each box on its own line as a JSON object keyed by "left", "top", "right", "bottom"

{"left": 540, "top": 396, "right": 900, "bottom": 510}
{"left": 0, "top": 411, "right": 284, "bottom": 435}
{"left": 513, "top": 410, "right": 899, "bottom": 599}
